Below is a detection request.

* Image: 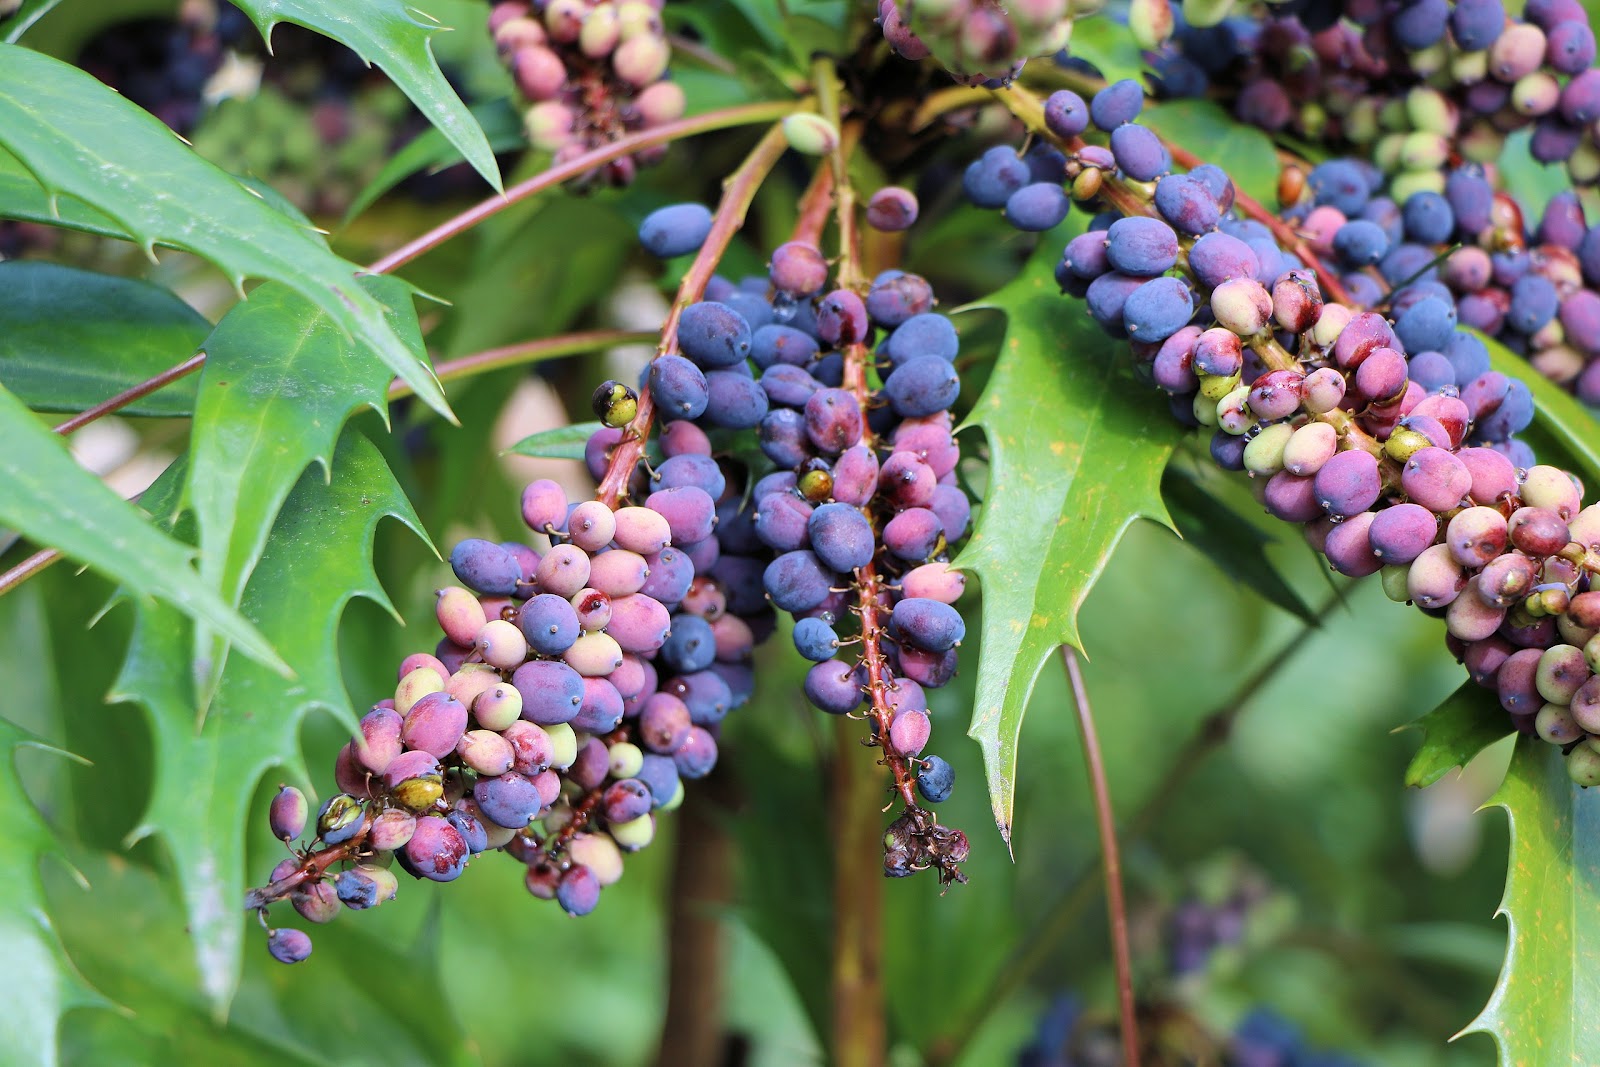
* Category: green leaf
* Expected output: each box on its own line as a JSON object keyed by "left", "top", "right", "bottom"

{"left": 955, "top": 220, "right": 1183, "bottom": 842}
{"left": 109, "top": 428, "right": 427, "bottom": 1014}
{"left": 1399, "top": 683, "right": 1514, "bottom": 788}
{"left": 0, "top": 147, "right": 129, "bottom": 240}
{"left": 1481, "top": 331, "right": 1600, "bottom": 489}
{"left": 0, "top": 720, "right": 105, "bottom": 1067}
{"left": 187, "top": 277, "right": 412, "bottom": 613}
{"left": 1144, "top": 99, "right": 1281, "bottom": 208}
{"left": 1460, "top": 737, "right": 1600, "bottom": 1064}
{"left": 0, "top": 45, "right": 453, "bottom": 421}
{"left": 1161, "top": 462, "right": 1319, "bottom": 627}
{"left": 343, "top": 98, "right": 523, "bottom": 225}
{"left": 0, "top": 382, "right": 284, "bottom": 673}
{"left": 0, "top": 261, "right": 206, "bottom": 417}
{"left": 1065, "top": 17, "right": 1145, "bottom": 87}
{"left": 50, "top": 854, "right": 472, "bottom": 1067}
{"left": 230, "top": 0, "right": 500, "bottom": 193}
{"left": 506, "top": 421, "right": 606, "bottom": 461}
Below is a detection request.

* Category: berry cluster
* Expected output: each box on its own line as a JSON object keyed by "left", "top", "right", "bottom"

{"left": 1162, "top": 0, "right": 1600, "bottom": 189}
{"left": 490, "top": 0, "right": 678, "bottom": 185}
{"left": 877, "top": 0, "right": 1077, "bottom": 84}
{"left": 628, "top": 196, "right": 973, "bottom": 880}
{"left": 246, "top": 479, "right": 730, "bottom": 960}
{"left": 966, "top": 79, "right": 1600, "bottom": 787}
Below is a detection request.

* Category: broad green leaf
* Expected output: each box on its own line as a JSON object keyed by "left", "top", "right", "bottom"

{"left": 1460, "top": 738, "right": 1600, "bottom": 1064}
{"left": 188, "top": 277, "right": 412, "bottom": 612}
{"left": 955, "top": 219, "right": 1183, "bottom": 842}
{"left": 343, "top": 98, "right": 524, "bottom": 225}
{"left": 0, "top": 261, "right": 205, "bottom": 417}
{"left": 50, "top": 855, "right": 472, "bottom": 1067}
{"left": 1144, "top": 99, "right": 1281, "bottom": 209}
{"left": 1064, "top": 18, "right": 1145, "bottom": 87}
{"left": 110, "top": 428, "right": 427, "bottom": 1014}
{"left": 1162, "top": 463, "right": 1319, "bottom": 627}
{"left": 0, "top": 382, "right": 284, "bottom": 673}
{"left": 1399, "top": 683, "right": 1514, "bottom": 788}
{"left": 0, "top": 45, "right": 453, "bottom": 420}
{"left": 1482, "top": 332, "right": 1600, "bottom": 489}
{"left": 506, "top": 421, "right": 606, "bottom": 461}
{"left": 230, "top": 0, "right": 501, "bottom": 193}
{"left": 0, "top": 720, "right": 105, "bottom": 1067}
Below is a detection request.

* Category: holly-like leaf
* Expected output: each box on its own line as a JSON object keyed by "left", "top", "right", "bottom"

{"left": 1143, "top": 99, "right": 1281, "bottom": 208}
{"left": 109, "top": 429, "right": 428, "bottom": 1014}
{"left": 343, "top": 98, "right": 524, "bottom": 225}
{"left": 0, "top": 382, "right": 284, "bottom": 673}
{"left": 187, "top": 277, "right": 413, "bottom": 614}
{"left": 1459, "top": 737, "right": 1600, "bottom": 1064}
{"left": 955, "top": 220, "right": 1183, "bottom": 843}
{"left": 229, "top": 0, "right": 500, "bottom": 193}
{"left": 0, "top": 148, "right": 128, "bottom": 240}
{"left": 0, "top": 720, "right": 105, "bottom": 1067}
{"left": 1399, "top": 683, "right": 1513, "bottom": 788}
{"left": 1065, "top": 17, "right": 1145, "bottom": 87}
{"left": 0, "top": 261, "right": 206, "bottom": 417}
{"left": 0, "top": 45, "right": 452, "bottom": 420}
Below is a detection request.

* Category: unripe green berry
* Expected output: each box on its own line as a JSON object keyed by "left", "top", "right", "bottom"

{"left": 1567, "top": 744, "right": 1600, "bottom": 787}
{"left": 1243, "top": 422, "right": 1293, "bottom": 477}
{"left": 1537, "top": 703, "right": 1585, "bottom": 745}
{"left": 1199, "top": 370, "right": 1241, "bottom": 402}
{"left": 611, "top": 812, "right": 656, "bottom": 850}
{"left": 783, "top": 113, "right": 839, "bottom": 156}
{"left": 1537, "top": 645, "right": 1590, "bottom": 705}
{"left": 608, "top": 740, "right": 644, "bottom": 779}
{"left": 545, "top": 722, "right": 579, "bottom": 769}
{"left": 395, "top": 666, "right": 445, "bottom": 716}
{"left": 1380, "top": 564, "right": 1412, "bottom": 603}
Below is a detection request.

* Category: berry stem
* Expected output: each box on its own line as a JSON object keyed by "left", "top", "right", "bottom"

{"left": 242, "top": 824, "right": 368, "bottom": 910}
{"left": 52, "top": 352, "right": 207, "bottom": 435}
{"left": 0, "top": 548, "right": 61, "bottom": 598}
{"left": 388, "top": 329, "right": 656, "bottom": 401}
{"left": 595, "top": 120, "right": 792, "bottom": 508}
{"left": 928, "top": 593, "right": 1342, "bottom": 1064}
{"left": 791, "top": 158, "right": 837, "bottom": 248}
{"left": 367, "top": 99, "right": 800, "bottom": 276}
{"left": 1060, "top": 645, "right": 1138, "bottom": 1067}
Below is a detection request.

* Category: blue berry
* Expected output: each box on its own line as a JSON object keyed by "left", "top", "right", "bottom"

{"left": 917, "top": 755, "right": 955, "bottom": 803}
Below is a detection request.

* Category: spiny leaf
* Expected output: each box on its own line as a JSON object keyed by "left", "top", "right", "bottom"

{"left": 0, "top": 720, "right": 106, "bottom": 1067}
{"left": 343, "top": 97, "right": 523, "bottom": 225}
{"left": 507, "top": 421, "right": 608, "bottom": 461}
{"left": 955, "top": 218, "right": 1183, "bottom": 843}
{"left": 0, "top": 261, "right": 206, "bottom": 417}
{"left": 1399, "top": 682, "right": 1513, "bottom": 789}
{"left": 1143, "top": 99, "right": 1281, "bottom": 208}
{"left": 0, "top": 382, "right": 284, "bottom": 673}
{"left": 0, "top": 45, "right": 452, "bottom": 421}
{"left": 230, "top": 0, "right": 501, "bottom": 193}
{"left": 108, "top": 429, "right": 428, "bottom": 1014}
{"left": 187, "top": 277, "right": 414, "bottom": 613}
{"left": 1459, "top": 737, "right": 1600, "bottom": 1064}
{"left": 1064, "top": 17, "right": 1145, "bottom": 88}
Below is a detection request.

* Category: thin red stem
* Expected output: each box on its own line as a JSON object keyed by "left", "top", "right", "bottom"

{"left": 388, "top": 329, "right": 655, "bottom": 401}
{"left": 367, "top": 100, "right": 799, "bottom": 276}
{"left": 791, "top": 160, "right": 837, "bottom": 248}
{"left": 52, "top": 352, "right": 207, "bottom": 435}
{"left": 0, "top": 548, "right": 63, "bottom": 596}
{"left": 1060, "top": 646, "right": 1138, "bottom": 1067}
{"left": 594, "top": 121, "right": 792, "bottom": 507}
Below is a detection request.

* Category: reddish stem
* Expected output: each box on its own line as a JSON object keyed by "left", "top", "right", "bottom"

{"left": 388, "top": 328, "right": 655, "bottom": 401}
{"left": 242, "top": 828, "right": 367, "bottom": 910}
{"left": 368, "top": 100, "right": 799, "bottom": 276}
{"left": 53, "top": 352, "right": 207, "bottom": 435}
{"left": 1060, "top": 646, "right": 1138, "bottom": 1067}
{"left": 0, "top": 548, "right": 62, "bottom": 597}
{"left": 1161, "top": 140, "right": 1354, "bottom": 308}
{"left": 791, "top": 160, "right": 837, "bottom": 248}
{"left": 594, "top": 122, "right": 792, "bottom": 507}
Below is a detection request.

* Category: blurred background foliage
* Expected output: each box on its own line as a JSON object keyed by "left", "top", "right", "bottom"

{"left": 0, "top": 0, "right": 1536, "bottom": 1064}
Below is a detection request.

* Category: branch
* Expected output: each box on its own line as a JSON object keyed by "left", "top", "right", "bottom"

{"left": 388, "top": 329, "right": 656, "bottom": 401}
{"left": 594, "top": 120, "right": 792, "bottom": 507}
{"left": 830, "top": 716, "right": 887, "bottom": 1067}
{"left": 367, "top": 100, "right": 800, "bottom": 275}
{"left": 52, "top": 352, "right": 207, "bottom": 435}
{"left": 1060, "top": 646, "right": 1138, "bottom": 1067}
